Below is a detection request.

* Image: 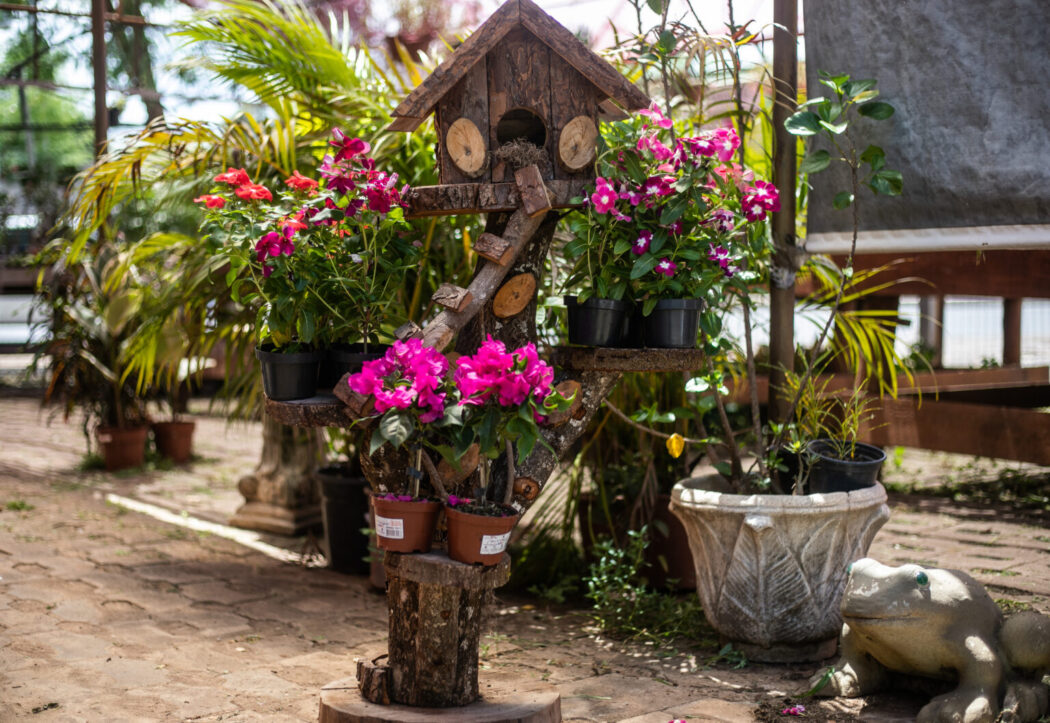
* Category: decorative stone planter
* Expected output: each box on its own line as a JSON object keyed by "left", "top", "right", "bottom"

{"left": 670, "top": 474, "right": 890, "bottom": 663}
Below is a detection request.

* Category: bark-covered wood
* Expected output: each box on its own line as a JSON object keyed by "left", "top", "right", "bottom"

{"left": 598, "top": 98, "right": 629, "bottom": 121}
{"left": 405, "top": 180, "right": 586, "bottom": 217}
{"left": 474, "top": 232, "right": 515, "bottom": 265}
{"left": 492, "top": 273, "right": 536, "bottom": 318}
{"left": 333, "top": 374, "right": 373, "bottom": 416}
{"left": 384, "top": 552, "right": 510, "bottom": 707}
{"left": 438, "top": 63, "right": 489, "bottom": 184}
{"left": 514, "top": 165, "right": 552, "bottom": 217}
{"left": 478, "top": 182, "right": 521, "bottom": 211}
{"left": 487, "top": 27, "right": 551, "bottom": 183}
{"left": 394, "top": 320, "right": 422, "bottom": 340}
{"left": 512, "top": 476, "right": 540, "bottom": 501}
{"left": 432, "top": 282, "right": 473, "bottom": 312}
{"left": 356, "top": 660, "right": 391, "bottom": 705}
{"left": 550, "top": 54, "right": 600, "bottom": 180}
{"left": 543, "top": 379, "right": 583, "bottom": 427}
{"left": 436, "top": 443, "right": 480, "bottom": 487}
{"left": 404, "top": 184, "right": 480, "bottom": 217}
{"left": 556, "top": 115, "right": 598, "bottom": 174}
{"left": 264, "top": 395, "right": 356, "bottom": 428}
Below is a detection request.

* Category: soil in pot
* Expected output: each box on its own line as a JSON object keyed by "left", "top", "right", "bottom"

{"left": 317, "top": 465, "right": 371, "bottom": 574}
{"left": 151, "top": 420, "right": 195, "bottom": 465}
{"left": 566, "top": 296, "right": 629, "bottom": 347}
{"left": 644, "top": 298, "right": 703, "bottom": 348}
{"left": 445, "top": 502, "right": 520, "bottom": 566}
{"left": 96, "top": 426, "right": 149, "bottom": 472}
{"left": 255, "top": 345, "right": 321, "bottom": 401}
{"left": 317, "top": 343, "right": 389, "bottom": 391}
{"left": 371, "top": 496, "right": 440, "bottom": 553}
{"left": 807, "top": 440, "right": 886, "bottom": 494}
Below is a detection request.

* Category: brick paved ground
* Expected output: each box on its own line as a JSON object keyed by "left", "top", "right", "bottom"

{"left": 1, "top": 394, "right": 1047, "bottom": 722}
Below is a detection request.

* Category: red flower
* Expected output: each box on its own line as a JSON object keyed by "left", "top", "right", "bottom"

{"left": 234, "top": 183, "right": 273, "bottom": 201}
{"left": 280, "top": 213, "right": 308, "bottom": 231}
{"left": 214, "top": 167, "right": 250, "bottom": 186}
{"left": 193, "top": 194, "right": 226, "bottom": 209}
{"left": 284, "top": 170, "right": 318, "bottom": 191}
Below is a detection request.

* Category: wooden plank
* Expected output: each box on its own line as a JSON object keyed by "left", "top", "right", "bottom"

{"left": 421, "top": 208, "right": 546, "bottom": 351}
{"left": 863, "top": 398, "right": 1050, "bottom": 466}
{"left": 405, "top": 180, "right": 586, "bottom": 217}
{"left": 1004, "top": 298, "right": 1022, "bottom": 365}
{"left": 386, "top": 116, "right": 421, "bottom": 132}
{"left": 518, "top": 0, "right": 650, "bottom": 111}
{"left": 550, "top": 346, "right": 708, "bottom": 372}
{"left": 473, "top": 232, "right": 514, "bottom": 265}
{"left": 432, "top": 283, "right": 473, "bottom": 312}
{"left": 549, "top": 57, "right": 600, "bottom": 180}
{"left": 514, "top": 164, "right": 551, "bottom": 216}
{"left": 486, "top": 27, "right": 551, "bottom": 183}
{"left": 436, "top": 60, "right": 489, "bottom": 184}
{"left": 597, "top": 97, "right": 629, "bottom": 122}
{"left": 388, "top": 0, "right": 520, "bottom": 127}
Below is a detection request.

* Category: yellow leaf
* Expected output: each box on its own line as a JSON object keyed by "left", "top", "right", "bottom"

{"left": 666, "top": 433, "right": 685, "bottom": 459}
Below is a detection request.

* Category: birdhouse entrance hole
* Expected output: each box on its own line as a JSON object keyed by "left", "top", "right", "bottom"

{"left": 496, "top": 108, "right": 547, "bottom": 148}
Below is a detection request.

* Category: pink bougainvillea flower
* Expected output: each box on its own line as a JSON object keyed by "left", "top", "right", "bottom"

{"left": 193, "top": 194, "right": 226, "bottom": 209}
{"left": 347, "top": 339, "right": 449, "bottom": 420}
{"left": 214, "top": 167, "right": 250, "bottom": 186}
{"left": 234, "top": 183, "right": 273, "bottom": 202}
{"left": 655, "top": 257, "right": 677, "bottom": 277}
{"left": 446, "top": 494, "right": 471, "bottom": 507}
{"left": 632, "top": 230, "right": 652, "bottom": 255}
{"left": 284, "top": 170, "right": 318, "bottom": 192}
{"left": 709, "top": 208, "right": 735, "bottom": 233}
{"left": 590, "top": 177, "right": 618, "bottom": 214}
{"left": 454, "top": 336, "right": 555, "bottom": 409}
{"left": 638, "top": 101, "right": 674, "bottom": 130}
{"left": 780, "top": 705, "right": 805, "bottom": 716}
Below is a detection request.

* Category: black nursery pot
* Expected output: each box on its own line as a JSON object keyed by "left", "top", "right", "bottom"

{"left": 317, "top": 344, "right": 389, "bottom": 391}
{"left": 644, "top": 298, "right": 704, "bottom": 348}
{"left": 566, "top": 296, "right": 629, "bottom": 347}
{"left": 806, "top": 440, "right": 886, "bottom": 494}
{"left": 255, "top": 345, "right": 322, "bottom": 401}
{"left": 317, "top": 465, "right": 371, "bottom": 575}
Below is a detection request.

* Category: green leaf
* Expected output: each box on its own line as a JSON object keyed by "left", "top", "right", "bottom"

{"left": 613, "top": 238, "right": 632, "bottom": 255}
{"left": 630, "top": 255, "right": 658, "bottom": 280}
{"left": 380, "top": 411, "right": 413, "bottom": 449}
{"left": 833, "top": 192, "right": 854, "bottom": 210}
{"left": 713, "top": 461, "right": 733, "bottom": 478}
{"left": 642, "top": 297, "right": 658, "bottom": 316}
{"left": 818, "top": 72, "right": 851, "bottom": 93}
{"left": 369, "top": 427, "right": 386, "bottom": 456}
{"left": 684, "top": 376, "right": 710, "bottom": 393}
{"left": 869, "top": 169, "right": 903, "bottom": 196}
{"left": 859, "top": 145, "right": 885, "bottom": 172}
{"left": 296, "top": 311, "right": 316, "bottom": 344}
{"left": 842, "top": 78, "right": 877, "bottom": 99}
{"left": 858, "top": 101, "right": 895, "bottom": 120}
{"left": 646, "top": 0, "right": 666, "bottom": 13}
{"left": 798, "top": 149, "right": 831, "bottom": 175}
{"left": 818, "top": 119, "right": 848, "bottom": 135}
{"left": 784, "top": 111, "right": 821, "bottom": 136}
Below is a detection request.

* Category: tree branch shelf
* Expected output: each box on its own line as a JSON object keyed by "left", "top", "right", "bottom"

{"left": 548, "top": 346, "right": 707, "bottom": 372}
{"left": 264, "top": 394, "right": 352, "bottom": 428}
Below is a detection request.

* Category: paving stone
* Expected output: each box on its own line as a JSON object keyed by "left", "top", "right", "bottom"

{"left": 179, "top": 580, "right": 271, "bottom": 605}
{"left": 20, "top": 630, "right": 114, "bottom": 662}
{"left": 69, "top": 655, "right": 170, "bottom": 688}
{"left": 50, "top": 599, "right": 104, "bottom": 624}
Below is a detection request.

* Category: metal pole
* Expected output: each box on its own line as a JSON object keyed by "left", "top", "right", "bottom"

{"left": 91, "top": 0, "right": 108, "bottom": 157}
{"left": 768, "top": 0, "right": 799, "bottom": 423}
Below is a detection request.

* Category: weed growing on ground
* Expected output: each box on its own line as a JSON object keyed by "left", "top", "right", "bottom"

{"left": 996, "top": 598, "right": 1033, "bottom": 614}
{"left": 5, "top": 500, "right": 34, "bottom": 511}
{"left": 886, "top": 467, "right": 1050, "bottom": 516}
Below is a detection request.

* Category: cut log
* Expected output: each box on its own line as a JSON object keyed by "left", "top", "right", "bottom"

{"left": 421, "top": 208, "right": 546, "bottom": 351}
{"left": 492, "top": 273, "right": 536, "bottom": 319}
{"left": 394, "top": 320, "right": 422, "bottom": 340}
{"left": 432, "top": 283, "right": 473, "bottom": 312}
{"left": 543, "top": 380, "right": 582, "bottom": 427}
{"left": 557, "top": 115, "right": 598, "bottom": 172}
{"left": 446, "top": 118, "right": 487, "bottom": 178}
{"left": 514, "top": 165, "right": 552, "bottom": 217}
{"left": 473, "top": 232, "right": 514, "bottom": 265}
{"left": 512, "top": 476, "right": 540, "bottom": 502}
{"left": 355, "top": 659, "right": 391, "bottom": 705}
{"left": 384, "top": 551, "right": 511, "bottom": 707}
{"left": 334, "top": 374, "right": 374, "bottom": 417}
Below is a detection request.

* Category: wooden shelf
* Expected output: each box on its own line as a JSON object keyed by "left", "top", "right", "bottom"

{"left": 264, "top": 394, "right": 359, "bottom": 428}
{"left": 548, "top": 346, "right": 707, "bottom": 372}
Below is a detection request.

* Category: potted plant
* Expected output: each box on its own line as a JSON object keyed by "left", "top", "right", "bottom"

{"left": 315, "top": 429, "right": 372, "bottom": 574}
{"left": 194, "top": 129, "right": 416, "bottom": 399}
{"left": 33, "top": 242, "right": 151, "bottom": 471}
{"left": 563, "top": 103, "right": 779, "bottom": 349}
{"left": 442, "top": 336, "right": 573, "bottom": 566}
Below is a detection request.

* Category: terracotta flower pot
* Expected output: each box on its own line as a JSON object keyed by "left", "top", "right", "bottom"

{"left": 670, "top": 474, "right": 890, "bottom": 663}
{"left": 371, "top": 497, "right": 440, "bottom": 553}
{"left": 151, "top": 420, "right": 196, "bottom": 464}
{"left": 96, "top": 426, "right": 149, "bottom": 472}
{"left": 445, "top": 504, "right": 520, "bottom": 566}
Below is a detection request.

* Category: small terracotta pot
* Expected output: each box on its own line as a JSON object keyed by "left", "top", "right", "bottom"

{"left": 371, "top": 497, "right": 440, "bottom": 553}
{"left": 96, "top": 426, "right": 149, "bottom": 472}
{"left": 445, "top": 504, "right": 520, "bottom": 566}
{"left": 151, "top": 420, "right": 196, "bottom": 464}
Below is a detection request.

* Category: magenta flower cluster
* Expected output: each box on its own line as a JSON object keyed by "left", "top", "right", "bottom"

{"left": 318, "top": 129, "right": 406, "bottom": 215}
{"left": 347, "top": 338, "right": 449, "bottom": 423}
{"left": 454, "top": 336, "right": 555, "bottom": 410}
{"left": 742, "top": 179, "right": 781, "bottom": 222}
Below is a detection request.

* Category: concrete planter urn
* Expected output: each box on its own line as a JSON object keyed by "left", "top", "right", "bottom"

{"left": 670, "top": 475, "right": 890, "bottom": 663}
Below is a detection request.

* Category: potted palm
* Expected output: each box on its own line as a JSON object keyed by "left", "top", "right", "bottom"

{"left": 33, "top": 243, "right": 151, "bottom": 471}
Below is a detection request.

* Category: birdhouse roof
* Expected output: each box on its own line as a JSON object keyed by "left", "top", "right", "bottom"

{"left": 388, "top": 0, "right": 651, "bottom": 132}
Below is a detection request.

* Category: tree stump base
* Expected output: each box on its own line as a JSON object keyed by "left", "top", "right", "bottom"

{"left": 320, "top": 674, "right": 561, "bottom": 722}
{"left": 228, "top": 501, "right": 322, "bottom": 536}
{"left": 376, "top": 551, "right": 512, "bottom": 707}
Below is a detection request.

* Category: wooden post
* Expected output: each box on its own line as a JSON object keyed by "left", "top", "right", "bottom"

{"left": 919, "top": 295, "right": 944, "bottom": 368}
{"left": 90, "top": 0, "right": 108, "bottom": 156}
{"left": 377, "top": 552, "right": 511, "bottom": 707}
{"left": 1004, "top": 297, "right": 1022, "bottom": 366}
{"left": 768, "top": 0, "right": 799, "bottom": 423}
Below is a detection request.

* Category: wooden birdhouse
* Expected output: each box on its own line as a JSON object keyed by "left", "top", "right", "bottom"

{"left": 389, "top": 0, "right": 651, "bottom": 217}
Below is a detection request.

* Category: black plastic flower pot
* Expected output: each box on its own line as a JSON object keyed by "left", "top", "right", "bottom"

{"left": 317, "top": 465, "right": 371, "bottom": 575}
{"left": 566, "top": 295, "right": 629, "bottom": 347}
{"left": 644, "top": 298, "right": 704, "bottom": 348}
{"left": 806, "top": 440, "right": 886, "bottom": 494}
{"left": 317, "top": 343, "right": 389, "bottom": 392}
{"left": 255, "top": 346, "right": 322, "bottom": 401}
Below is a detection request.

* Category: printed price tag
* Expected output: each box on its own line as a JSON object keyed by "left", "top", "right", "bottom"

{"left": 375, "top": 516, "right": 404, "bottom": 540}
{"left": 479, "top": 531, "right": 511, "bottom": 555}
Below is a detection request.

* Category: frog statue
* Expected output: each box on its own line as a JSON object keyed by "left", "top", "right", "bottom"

{"left": 810, "top": 558, "right": 1050, "bottom": 723}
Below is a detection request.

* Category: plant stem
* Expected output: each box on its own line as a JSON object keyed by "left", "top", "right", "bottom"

{"left": 705, "top": 351, "right": 743, "bottom": 482}
{"left": 419, "top": 449, "right": 448, "bottom": 501}
{"left": 502, "top": 439, "right": 515, "bottom": 505}
{"left": 603, "top": 398, "right": 706, "bottom": 446}
{"left": 741, "top": 298, "right": 766, "bottom": 478}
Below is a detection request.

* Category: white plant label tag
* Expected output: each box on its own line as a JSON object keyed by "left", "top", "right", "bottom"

{"left": 375, "top": 516, "right": 404, "bottom": 540}
{"left": 479, "top": 531, "right": 511, "bottom": 555}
